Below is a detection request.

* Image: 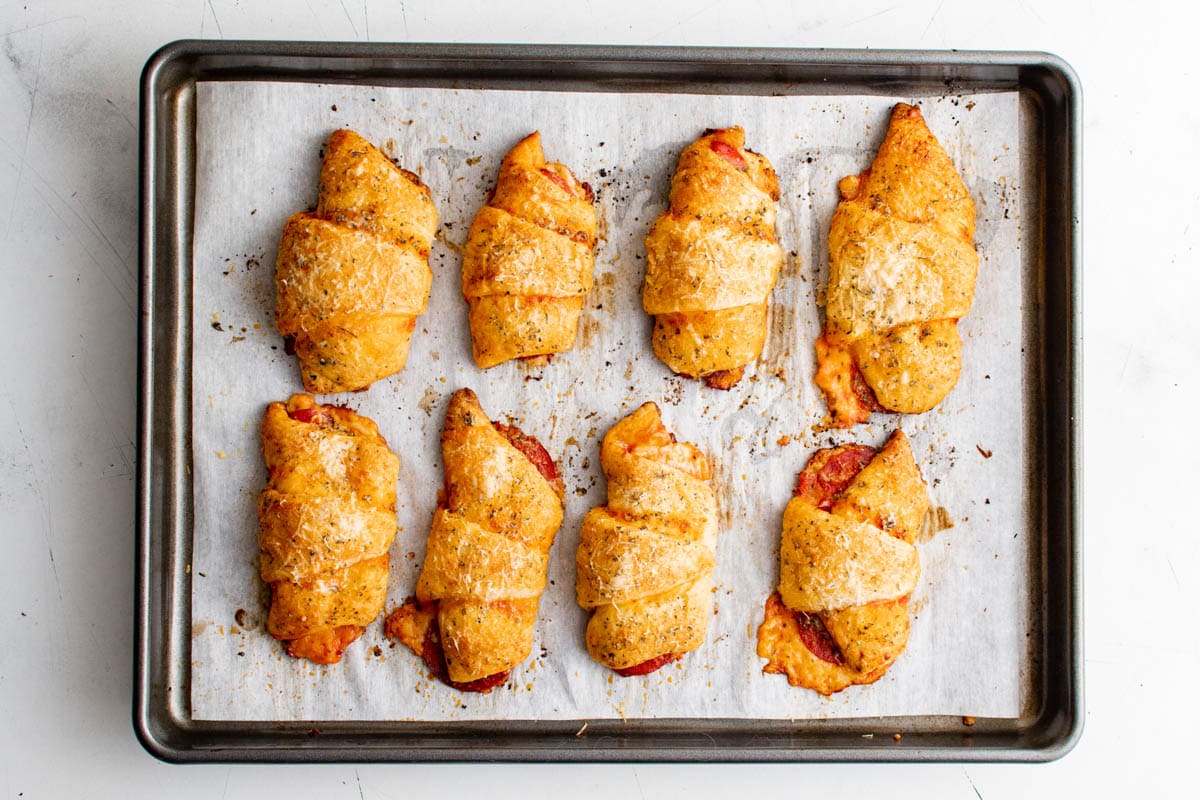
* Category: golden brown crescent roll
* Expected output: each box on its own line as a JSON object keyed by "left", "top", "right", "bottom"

{"left": 461, "top": 132, "right": 597, "bottom": 368}
{"left": 275, "top": 129, "right": 436, "bottom": 394}
{"left": 816, "top": 104, "right": 978, "bottom": 427}
{"left": 757, "top": 430, "right": 928, "bottom": 695}
{"left": 642, "top": 127, "right": 783, "bottom": 389}
{"left": 576, "top": 402, "right": 718, "bottom": 675}
{"left": 385, "top": 388, "right": 564, "bottom": 692}
{"left": 257, "top": 394, "right": 399, "bottom": 664}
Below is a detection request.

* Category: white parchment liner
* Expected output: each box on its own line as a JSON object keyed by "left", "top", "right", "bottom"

{"left": 190, "top": 81, "right": 1028, "bottom": 721}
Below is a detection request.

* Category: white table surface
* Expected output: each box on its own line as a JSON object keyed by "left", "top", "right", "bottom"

{"left": 1, "top": 0, "right": 1192, "bottom": 796}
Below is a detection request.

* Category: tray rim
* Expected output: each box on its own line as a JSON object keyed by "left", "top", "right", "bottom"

{"left": 135, "top": 39, "right": 1083, "bottom": 764}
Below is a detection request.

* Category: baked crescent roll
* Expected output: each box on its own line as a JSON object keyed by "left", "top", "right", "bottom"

{"left": 461, "top": 132, "right": 597, "bottom": 368}
{"left": 275, "top": 129, "right": 437, "bottom": 394}
{"left": 385, "top": 388, "right": 564, "bottom": 692}
{"left": 576, "top": 402, "right": 718, "bottom": 675}
{"left": 757, "top": 429, "right": 928, "bottom": 695}
{"left": 257, "top": 394, "right": 399, "bottom": 664}
{"left": 816, "top": 104, "right": 978, "bottom": 427}
{"left": 642, "top": 127, "right": 784, "bottom": 389}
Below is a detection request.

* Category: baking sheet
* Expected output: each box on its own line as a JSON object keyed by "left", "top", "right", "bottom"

{"left": 189, "top": 80, "right": 1026, "bottom": 722}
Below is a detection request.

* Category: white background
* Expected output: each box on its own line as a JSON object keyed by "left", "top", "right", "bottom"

{"left": 0, "top": 0, "right": 1191, "bottom": 797}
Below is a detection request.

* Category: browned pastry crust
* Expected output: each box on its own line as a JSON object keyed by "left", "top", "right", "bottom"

{"left": 817, "top": 104, "right": 978, "bottom": 427}
{"left": 757, "top": 430, "right": 929, "bottom": 694}
{"left": 576, "top": 403, "right": 718, "bottom": 674}
{"left": 275, "top": 129, "right": 437, "bottom": 393}
{"left": 386, "top": 388, "right": 564, "bottom": 690}
{"left": 461, "top": 132, "right": 597, "bottom": 368}
{"left": 257, "top": 394, "right": 399, "bottom": 664}
{"left": 642, "top": 128, "right": 784, "bottom": 389}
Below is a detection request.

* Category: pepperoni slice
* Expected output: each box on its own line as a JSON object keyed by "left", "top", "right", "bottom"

{"left": 540, "top": 167, "right": 575, "bottom": 195}
{"left": 288, "top": 406, "right": 332, "bottom": 426}
{"left": 420, "top": 613, "right": 510, "bottom": 694}
{"left": 702, "top": 367, "right": 742, "bottom": 391}
{"left": 814, "top": 332, "right": 884, "bottom": 426}
{"left": 613, "top": 652, "right": 678, "bottom": 677}
{"left": 709, "top": 140, "right": 747, "bottom": 170}
{"left": 794, "top": 444, "right": 877, "bottom": 509}
{"left": 850, "top": 361, "right": 885, "bottom": 415}
{"left": 793, "top": 611, "right": 846, "bottom": 666}
{"left": 494, "top": 423, "right": 563, "bottom": 496}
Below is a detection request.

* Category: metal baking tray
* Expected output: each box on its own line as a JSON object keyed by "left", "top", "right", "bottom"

{"left": 136, "top": 40, "right": 1081, "bottom": 762}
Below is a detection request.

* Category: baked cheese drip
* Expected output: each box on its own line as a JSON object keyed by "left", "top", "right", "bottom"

{"left": 817, "top": 103, "right": 978, "bottom": 427}
{"left": 757, "top": 429, "right": 929, "bottom": 695}
{"left": 576, "top": 402, "right": 718, "bottom": 675}
{"left": 386, "top": 388, "right": 564, "bottom": 690}
{"left": 275, "top": 129, "right": 437, "bottom": 393}
{"left": 257, "top": 394, "right": 399, "bottom": 665}
{"left": 643, "top": 127, "right": 784, "bottom": 389}
{"left": 462, "top": 132, "right": 597, "bottom": 369}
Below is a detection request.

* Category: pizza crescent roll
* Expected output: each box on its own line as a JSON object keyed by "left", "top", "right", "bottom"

{"left": 461, "top": 132, "right": 597, "bottom": 368}
{"left": 275, "top": 129, "right": 436, "bottom": 394}
{"left": 576, "top": 402, "right": 718, "bottom": 675}
{"left": 817, "top": 104, "right": 978, "bottom": 426}
{"left": 385, "top": 388, "right": 564, "bottom": 692}
{"left": 257, "top": 394, "right": 400, "bottom": 664}
{"left": 757, "top": 429, "right": 928, "bottom": 695}
{"left": 643, "top": 127, "right": 784, "bottom": 389}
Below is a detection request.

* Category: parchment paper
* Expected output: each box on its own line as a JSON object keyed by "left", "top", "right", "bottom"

{"left": 190, "top": 80, "right": 1028, "bottom": 721}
